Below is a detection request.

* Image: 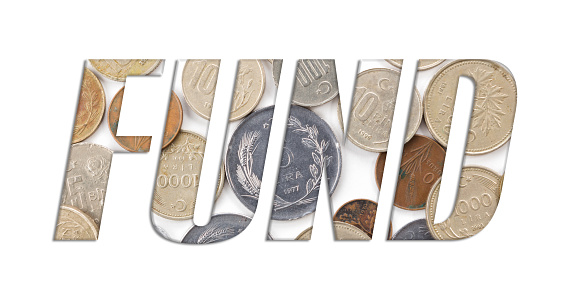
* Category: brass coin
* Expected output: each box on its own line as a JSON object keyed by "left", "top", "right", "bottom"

{"left": 108, "top": 87, "right": 183, "bottom": 152}
{"left": 72, "top": 68, "right": 105, "bottom": 143}
{"left": 182, "top": 59, "right": 265, "bottom": 121}
{"left": 425, "top": 166, "right": 501, "bottom": 240}
{"left": 89, "top": 59, "right": 162, "bottom": 82}
{"left": 152, "top": 130, "right": 224, "bottom": 220}
{"left": 55, "top": 205, "right": 99, "bottom": 240}
{"left": 424, "top": 60, "right": 517, "bottom": 155}
{"left": 333, "top": 199, "right": 378, "bottom": 238}
{"left": 295, "top": 222, "right": 371, "bottom": 240}
{"left": 385, "top": 59, "right": 445, "bottom": 71}
{"left": 347, "top": 68, "right": 421, "bottom": 152}
{"left": 376, "top": 135, "right": 445, "bottom": 210}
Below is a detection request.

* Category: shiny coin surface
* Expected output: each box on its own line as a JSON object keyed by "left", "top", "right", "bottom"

{"left": 385, "top": 59, "right": 445, "bottom": 71}
{"left": 292, "top": 59, "right": 338, "bottom": 107}
{"left": 61, "top": 143, "right": 112, "bottom": 227}
{"left": 272, "top": 59, "right": 282, "bottom": 86}
{"left": 182, "top": 59, "right": 265, "bottom": 121}
{"left": 72, "top": 68, "right": 105, "bottom": 144}
{"left": 392, "top": 219, "right": 434, "bottom": 240}
{"left": 333, "top": 199, "right": 378, "bottom": 238}
{"left": 226, "top": 106, "right": 341, "bottom": 220}
{"left": 376, "top": 135, "right": 445, "bottom": 210}
{"left": 182, "top": 214, "right": 250, "bottom": 244}
{"left": 55, "top": 205, "right": 99, "bottom": 240}
{"left": 89, "top": 59, "right": 162, "bottom": 82}
{"left": 426, "top": 166, "right": 501, "bottom": 240}
{"left": 347, "top": 68, "right": 421, "bottom": 152}
{"left": 424, "top": 60, "right": 517, "bottom": 154}
{"left": 295, "top": 222, "right": 371, "bottom": 240}
{"left": 152, "top": 130, "right": 224, "bottom": 220}
{"left": 108, "top": 88, "right": 183, "bottom": 152}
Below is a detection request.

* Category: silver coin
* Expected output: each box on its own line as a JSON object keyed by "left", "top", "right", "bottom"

{"left": 60, "top": 143, "right": 113, "bottom": 227}
{"left": 392, "top": 219, "right": 434, "bottom": 240}
{"left": 272, "top": 59, "right": 282, "bottom": 86}
{"left": 153, "top": 225, "right": 171, "bottom": 241}
{"left": 182, "top": 214, "right": 251, "bottom": 244}
{"left": 292, "top": 59, "right": 338, "bottom": 107}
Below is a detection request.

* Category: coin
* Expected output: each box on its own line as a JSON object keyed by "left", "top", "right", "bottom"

{"left": 181, "top": 214, "right": 251, "bottom": 244}
{"left": 292, "top": 59, "right": 338, "bottom": 107}
{"left": 426, "top": 166, "right": 501, "bottom": 240}
{"left": 376, "top": 135, "right": 445, "bottom": 210}
{"left": 347, "top": 68, "right": 421, "bottom": 152}
{"left": 72, "top": 68, "right": 105, "bottom": 144}
{"left": 89, "top": 59, "right": 162, "bottom": 82}
{"left": 226, "top": 105, "right": 342, "bottom": 220}
{"left": 295, "top": 222, "right": 371, "bottom": 240}
{"left": 392, "top": 219, "right": 434, "bottom": 240}
{"left": 60, "top": 143, "right": 112, "bottom": 227}
{"left": 272, "top": 59, "right": 282, "bottom": 86}
{"left": 152, "top": 130, "right": 224, "bottom": 220}
{"left": 153, "top": 225, "right": 172, "bottom": 241}
{"left": 55, "top": 205, "right": 99, "bottom": 240}
{"left": 424, "top": 60, "right": 517, "bottom": 155}
{"left": 333, "top": 199, "right": 377, "bottom": 238}
{"left": 385, "top": 59, "right": 445, "bottom": 71}
{"left": 108, "top": 87, "right": 183, "bottom": 152}
{"left": 182, "top": 59, "right": 265, "bottom": 121}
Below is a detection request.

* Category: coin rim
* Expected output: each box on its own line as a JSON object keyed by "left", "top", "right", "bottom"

{"left": 89, "top": 59, "right": 163, "bottom": 82}
{"left": 291, "top": 60, "right": 339, "bottom": 107}
{"left": 333, "top": 198, "right": 378, "bottom": 238}
{"left": 391, "top": 218, "right": 433, "bottom": 240}
{"left": 182, "top": 213, "right": 252, "bottom": 243}
{"left": 295, "top": 221, "right": 371, "bottom": 240}
{"left": 72, "top": 68, "right": 106, "bottom": 144}
{"left": 56, "top": 205, "right": 99, "bottom": 240}
{"left": 385, "top": 59, "right": 446, "bottom": 71}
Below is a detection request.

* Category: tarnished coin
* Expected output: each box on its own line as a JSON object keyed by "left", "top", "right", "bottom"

{"left": 182, "top": 214, "right": 251, "bottom": 244}
{"left": 347, "top": 68, "right": 421, "bottom": 152}
{"left": 295, "top": 222, "right": 371, "bottom": 240}
{"left": 392, "top": 219, "right": 434, "bottom": 240}
{"left": 333, "top": 199, "right": 378, "bottom": 238}
{"left": 108, "top": 87, "right": 183, "bottom": 152}
{"left": 292, "top": 59, "right": 338, "bottom": 107}
{"left": 426, "top": 166, "right": 501, "bottom": 240}
{"left": 226, "top": 106, "right": 341, "bottom": 220}
{"left": 385, "top": 59, "right": 445, "bottom": 71}
{"left": 89, "top": 59, "right": 162, "bottom": 82}
{"left": 72, "top": 68, "right": 105, "bottom": 144}
{"left": 182, "top": 59, "right": 265, "bottom": 121}
{"left": 61, "top": 143, "right": 112, "bottom": 227}
{"left": 55, "top": 205, "right": 99, "bottom": 240}
{"left": 424, "top": 60, "right": 517, "bottom": 154}
{"left": 272, "top": 59, "right": 282, "bottom": 86}
{"left": 152, "top": 130, "right": 224, "bottom": 220}
{"left": 376, "top": 135, "right": 445, "bottom": 210}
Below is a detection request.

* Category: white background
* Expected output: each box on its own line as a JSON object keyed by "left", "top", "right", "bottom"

{"left": 1, "top": 1, "right": 568, "bottom": 302}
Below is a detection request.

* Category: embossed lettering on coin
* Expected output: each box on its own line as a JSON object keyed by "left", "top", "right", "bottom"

{"left": 292, "top": 59, "right": 338, "bottom": 107}
{"left": 182, "top": 59, "right": 265, "bottom": 121}
{"left": 60, "top": 143, "right": 112, "bottom": 227}
{"left": 376, "top": 135, "right": 445, "bottom": 210}
{"left": 333, "top": 199, "right": 378, "bottom": 238}
{"left": 89, "top": 59, "right": 162, "bottom": 82}
{"left": 153, "top": 130, "right": 224, "bottom": 220}
{"left": 392, "top": 219, "right": 434, "bottom": 240}
{"left": 424, "top": 60, "right": 517, "bottom": 154}
{"left": 182, "top": 214, "right": 251, "bottom": 244}
{"left": 108, "top": 87, "right": 183, "bottom": 152}
{"left": 72, "top": 68, "right": 105, "bottom": 144}
{"left": 385, "top": 59, "right": 445, "bottom": 71}
{"left": 347, "top": 68, "right": 421, "bottom": 152}
{"left": 55, "top": 205, "right": 99, "bottom": 240}
{"left": 295, "top": 222, "right": 371, "bottom": 240}
{"left": 426, "top": 166, "right": 501, "bottom": 240}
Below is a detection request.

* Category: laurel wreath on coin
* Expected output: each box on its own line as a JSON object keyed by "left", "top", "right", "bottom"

{"left": 73, "top": 81, "right": 100, "bottom": 138}
{"left": 196, "top": 224, "right": 237, "bottom": 244}
{"left": 236, "top": 116, "right": 332, "bottom": 211}
{"left": 160, "top": 136, "right": 204, "bottom": 161}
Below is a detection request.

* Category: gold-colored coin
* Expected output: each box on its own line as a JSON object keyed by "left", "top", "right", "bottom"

{"left": 182, "top": 59, "right": 265, "bottom": 121}
{"left": 424, "top": 60, "right": 517, "bottom": 154}
{"left": 152, "top": 130, "right": 224, "bottom": 220}
{"left": 55, "top": 205, "right": 99, "bottom": 240}
{"left": 295, "top": 222, "right": 371, "bottom": 240}
{"left": 385, "top": 59, "right": 446, "bottom": 71}
{"left": 425, "top": 166, "right": 501, "bottom": 240}
{"left": 347, "top": 68, "right": 421, "bottom": 152}
{"left": 89, "top": 59, "right": 162, "bottom": 82}
{"left": 72, "top": 68, "right": 105, "bottom": 143}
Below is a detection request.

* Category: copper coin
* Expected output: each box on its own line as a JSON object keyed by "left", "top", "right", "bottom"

{"left": 333, "top": 199, "right": 377, "bottom": 238}
{"left": 376, "top": 135, "right": 445, "bottom": 210}
{"left": 72, "top": 68, "right": 105, "bottom": 143}
{"left": 108, "top": 87, "right": 182, "bottom": 152}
